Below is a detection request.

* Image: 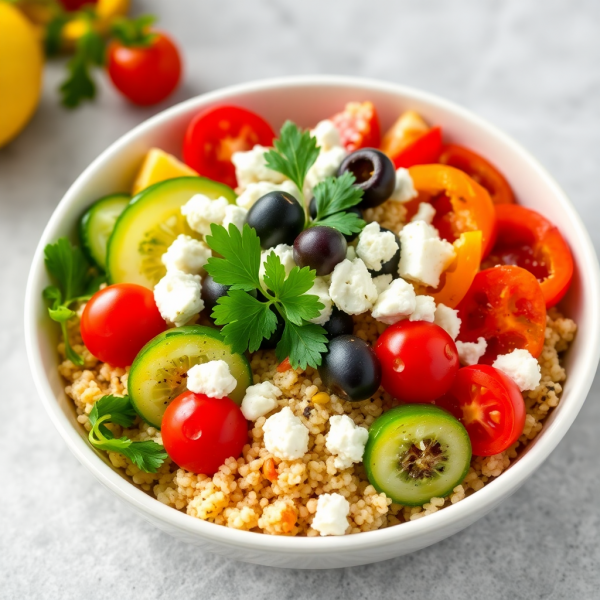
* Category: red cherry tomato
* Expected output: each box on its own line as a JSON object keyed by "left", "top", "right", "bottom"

{"left": 482, "top": 204, "right": 574, "bottom": 307}
{"left": 439, "top": 144, "right": 515, "bottom": 205}
{"left": 183, "top": 105, "right": 276, "bottom": 189}
{"left": 330, "top": 101, "right": 381, "bottom": 152}
{"left": 392, "top": 127, "right": 443, "bottom": 169}
{"left": 374, "top": 321, "right": 459, "bottom": 403}
{"left": 59, "top": 0, "right": 96, "bottom": 10}
{"left": 435, "top": 365, "right": 526, "bottom": 456}
{"left": 106, "top": 32, "right": 182, "bottom": 106}
{"left": 162, "top": 391, "right": 248, "bottom": 475}
{"left": 81, "top": 284, "right": 167, "bottom": 368}
{"left": 456, "top": 265, "right": 546, "bottom": 364}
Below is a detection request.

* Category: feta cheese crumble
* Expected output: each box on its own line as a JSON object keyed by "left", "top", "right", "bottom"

{"left": 371, "top": 278, "right": 416, "bottom": 325}
{"left": 181, "top": 194, "right": 230, "bottom": 236}
{"left": 259, "top": 244, "right": 296, "bottom": 285}
{"left": 389, "top": 168, "right": 418, "bottom": 203}
{"left": 154, "top": 270, "right": 203, "bottom": 327}
{"left": 222, "top": 204, "right": 248, "bottom": 231}
{"left": 305, "top": 146, "right": 347, "bottom": 196}
{"left": 311, "top": 493, "right": 350, "bottom": 536}
{"left": 307, "top": 276, "right": 333, "bottom": 325}
{"left": 434, "top": 303, "right": 461, "bottom": 340}
{"left": 161, "top": 234, "right": 211, "bottom": 275}
{"left": 398, "top": 221, "right": 456, "bottom": 288}
{"left": 456, "top": 338, "right": 487, "bottom": 366}
{"left": 187, "top": 360, "right": 237, "bottom": 399}
{"left": 235, "top": 180, "right": 300, "bottom": 211}
{"left": 231, "top": 145, "right": 286, "bottom": 190}
{"left": 411, "top": 202, "right": 436, "bottom": 224}
{"left": 263, "top": 407, "right": 309, "bottom": 461}
{"left": 372, "top": 273, "right": 393, "bottom": 295}
{"left": 329, "top": 258, "right": 378, "bottom": 315}
{"left": 310, "top": 119, "right": 342, "bottom": 151}
{"left": 356, "top": 222, "right": 399, "bottom": 272}
{"left": 241, "top": 381, "right": 282, "bottom": 421}
{"left": 325, "top": 415, "right": 369, "bottom": 470}
{"left": 492, "top": 349, "right": 542, "bottom": 391}
{"left": 409, "top": 294, "right": 436, "bottom": 322}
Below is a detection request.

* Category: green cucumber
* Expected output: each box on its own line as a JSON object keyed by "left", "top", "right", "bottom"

{"left": 128, "top": 325, "right": 252, "bottom": 428}
{"left": 107, "top": 177, "right": 236, "bottom": 289}
{"left": 364, "top": 405, "right": 471, "bottom": 506}
{"left": 79, "top": 193, "right": 129, "bottom": 270}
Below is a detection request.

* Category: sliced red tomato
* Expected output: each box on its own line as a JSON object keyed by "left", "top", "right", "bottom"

{"left": 277, "top": 357, "right": 292, "bottom": 372}
{"left": 183, "top": 105, "right": 276, "bottom": 188}
{"left": 330, "top": 101, "right": 381, "bottom": 152}
{"left": 456, "top": 265, "right": 546, "bottom": 363}
{"left": 435, "top": 365, "right": 526, "bottom": 456}
{"left": 482, "top": 204, "right": 574, "bottom": 307}
{"left": 409, "top": 164, "right": 497, "bottom": 257}
{"left": 439, "top": 144, "right": 515, "bottom": 205}
{"left": 392, "top": 127, "right": 443, "bottom": 169}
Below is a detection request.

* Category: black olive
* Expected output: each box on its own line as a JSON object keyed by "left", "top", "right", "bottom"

{"left": 318, "top": 335, "right": 382, "bottom": 402}
{"left": 246, "top": 191, "right": 305, "bottom": 249}
{"left": 323, "top": 307, "right": 354, "bottom": 339}
{"left": 309, "top": 197, "right": 363, "bottom": 243}
{"left": 259, "top": 309, "right": 285, "bottom": 349}
{"left": 202, "top": 275, "right": 257, "bottom": 322}
{"left": 338, "top": 148, "right": 396, "bottom": 210}
{"left": 293, "top": 226, "right": 347, "bottom": 276}
{"left": 367, "top": 227, "right": 401, "bottom": 278}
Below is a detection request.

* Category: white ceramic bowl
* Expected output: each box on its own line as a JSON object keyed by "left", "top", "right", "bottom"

{"left": 25, "top": 76, "right": 600, "bottom": 569}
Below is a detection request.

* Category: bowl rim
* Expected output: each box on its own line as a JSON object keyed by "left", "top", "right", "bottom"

{"left": 24, "top": 74, "right": 600, "bottom": 553}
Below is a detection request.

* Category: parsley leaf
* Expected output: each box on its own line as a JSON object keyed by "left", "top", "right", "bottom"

{"left": 276, "top": 266, "right": 323, "bottom": 326}
{"left": 316, "top": 211, "right": 366, "bottom": 236}
{"left": 89, "top": 395, "right": 137, "bottom": 432}
{"left": 205, "top": 224, "right": 262, "bottom": 291}
{"left": 277, "top": 321, "right": 328, "bottom": 370}
{"left": 264, "top": 121, "right": 320, "bottom": 195}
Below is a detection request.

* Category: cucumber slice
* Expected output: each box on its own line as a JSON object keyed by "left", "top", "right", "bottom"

{"left": 79, "top": 193, "right": 129, "bottom": 270}
{"left": 128, "top": 325, "right": 251, "bottom": 428}
{"left": 107, "top": 177, "right": 236, "bottom": 289}
{"left": 364, "top": 405, "right": 471, "bottom": 506}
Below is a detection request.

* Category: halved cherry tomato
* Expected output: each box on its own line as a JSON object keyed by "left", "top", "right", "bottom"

{"left": 456, "top": 265, "right": 546, "bottom": 363}
{"left": 391, "top": 127, "right": 443, "bottom": 169}
{"left": 277, "top": 357, "right": 292, "bottom": 372}
{"left": 183, "top": 105, "right": 276, "bottom": 188}
{"left": 439, "top": 144, "right": 515, "bottom": 205}
{"left": 435, "top": 365, "right": 526, "bottom": 456}
{"left": 482, "top": 204, "right": 574, "bottom": 307}
{"left": 162, "top": 391, "right": 248, "bottom": 475}
{"left": 417, "top": 231, "right": 482, "bottom": 308}
{"left": 81, "top": 284, "right": 167, "bottom": 368}
{"left": 381, "top": 110, "right": 430, "bottom": 159}
{"left": 374, "top": 321, "right": 459, "bottom": 403}
{"left": 330, "top": 101, "right": 381, "bottom": 152}
{"left": 409, "top": 164, "right": 497, "bottom": 257}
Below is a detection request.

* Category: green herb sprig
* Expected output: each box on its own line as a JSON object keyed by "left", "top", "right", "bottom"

{"left": 89, "top": 395, "right": 167, "bottom": 473}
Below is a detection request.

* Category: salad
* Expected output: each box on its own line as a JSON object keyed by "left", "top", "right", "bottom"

{"left": 45, "top": 101, "right": 577, "bottom": 536}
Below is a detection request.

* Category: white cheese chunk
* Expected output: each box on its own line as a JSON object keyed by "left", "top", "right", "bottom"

{"left": 181, "top": 194, "right": 230, "bottom": 236}
{"left": 310, "top": 119, "right": 343, "bottom": 152}
{"left": 325, "top": 415, "right": 369, "bottom": 470}
{"left": 187, "top": 360, "right": 237, "bottom": 399}
{"left": 398, "top": 221, "right": 456, "bottom": 288}
{"left": 222, "top": 204, "right": 248, "bottom": 231}
{"left": 356, "top": 222, "right": 399, "bottom": 272}
{"left": 259, "top": 244, "right": 296, "bottom": 285}
{"left": 307, "top": 276, "right": 333, "bottom": 325}
{"left": 371, "top": 278, "right": 416, "bottom": 325}
{"left": 409, "top": 294, "right": 436, "bottom": 322}
{"left": 241, "top": 381, "right": 282, "bottom": 421}
{"left": 434, "top": 303, "right": 461, "bottom": 340}
{"left": 329, "top": 258, "right": 378, "bottom": 315}
{"left": 231, "top": 145, "right": 286, "bottom": 190}
{"left": 305, "top": 146, "right": 347, "bottom": 196}
{"left": 346, "top": 245, "right": 357, "bottom": 261}
{"left": 456, "top": 338, "right": 488, "bottom": 366}
{"left": 411, "top": 202, "right": 436, "bottom": 224}
{"left": 235, "top": 180, "right": 300, "bottom": 211}
{"left": 154, "top": 270, "right": 203, "bottom": 327}
{"left": 263, "top": 407, "right": 309, "bottom": 461}
{"left": 161, "top": 234, "right": 211, "bottom": 275}
{"left": 492, "top": 349, "right": 541, "bottom": 391}
{"left": 372, "top": 273, "right": 393, "bottom": 295}
{"left": 312, "top": 493, "right": 350, "bottom": 536}
{"left": 389, "top": 168, "right": 418, "bottom": 203}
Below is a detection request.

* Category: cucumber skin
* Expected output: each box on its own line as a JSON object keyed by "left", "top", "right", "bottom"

{"left": 363, "top": 404, "right": 472, "bottom": 506}
{"left": 79, "top": 193, "right": 130, "bottom": 270}
{"left": 128, "top": 325, "right": 252, "bottom": 428}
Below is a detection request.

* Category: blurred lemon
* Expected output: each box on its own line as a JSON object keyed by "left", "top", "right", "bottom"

{"left": 0, "top": 2, "right": 43, "bottom": 148}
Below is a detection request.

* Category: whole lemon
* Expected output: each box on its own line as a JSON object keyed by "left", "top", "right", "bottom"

{"left": 0, "top": 2, "right": 44, "bottom": 148}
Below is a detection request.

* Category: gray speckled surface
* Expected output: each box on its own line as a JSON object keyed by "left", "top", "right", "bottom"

{"left": 1, "top": 0, "right": 599, "bottom": 597}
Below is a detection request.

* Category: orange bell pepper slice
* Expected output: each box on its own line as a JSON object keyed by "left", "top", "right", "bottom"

{"left": 417, "top": 231, "right": 482, "bottom": 308}
{"left": 409, "top": 165, "right": 497, "bottom": 257}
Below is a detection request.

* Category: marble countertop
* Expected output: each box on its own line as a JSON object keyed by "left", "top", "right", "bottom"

{"left": 1, "top": 0, "right": 598, "bottom": 598}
